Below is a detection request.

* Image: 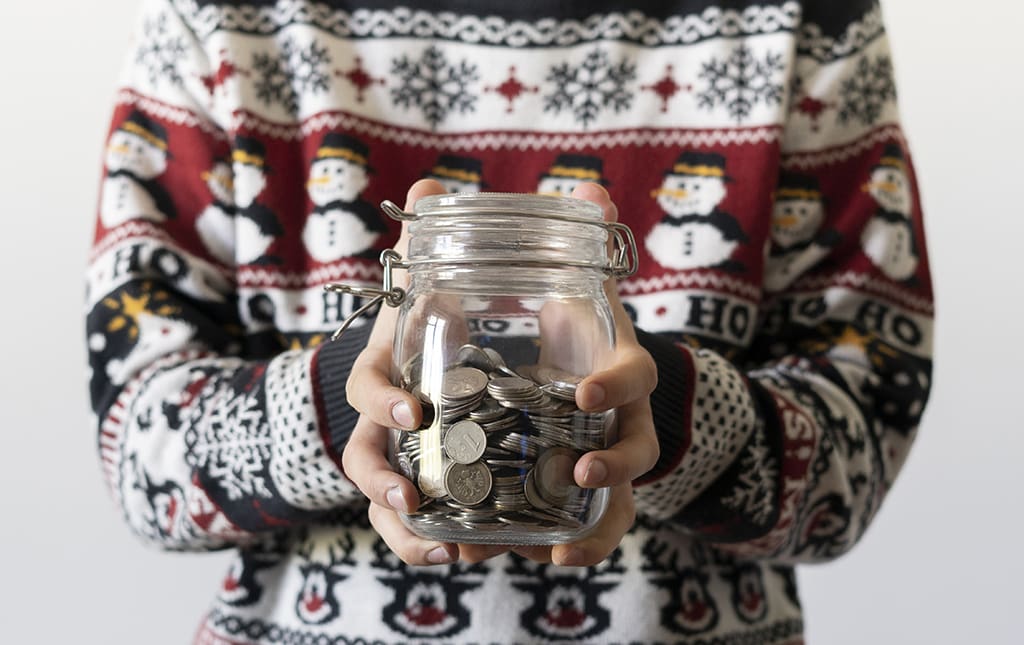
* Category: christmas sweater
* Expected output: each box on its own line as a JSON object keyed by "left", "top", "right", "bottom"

{"left": 86, "top": 0, "right": 934, "bottom": 643}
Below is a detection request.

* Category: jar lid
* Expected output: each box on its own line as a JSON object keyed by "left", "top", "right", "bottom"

{"left": 382, "top": 193, "right": 637, "bottom": 278}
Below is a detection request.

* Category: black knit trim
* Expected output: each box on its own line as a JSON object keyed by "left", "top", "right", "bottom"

{"left": 312, "top": 323, "right": 374, "bottom": 465}
{"left": 633, "top": 328, "right": 694, "bottom": 486}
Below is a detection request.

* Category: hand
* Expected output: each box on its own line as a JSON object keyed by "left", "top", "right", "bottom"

{"left": 342, "top": 181, "right": 659, "bottom": 567}
{"left": 514, "top": 182, "right": 659, "bottom": 566}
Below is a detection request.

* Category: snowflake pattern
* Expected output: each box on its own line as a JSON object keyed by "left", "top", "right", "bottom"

{"left": 696, "top": 45, "right": 785, "bottom": 123}
{"left": 252, "top": 37, "right": 332, "bottom": 114}
{"left": 135, "top": 13, "right": 187, "bottom": 87}
{"left": 837, "top": 55, "right": 897, "bottom": 126}
{"left": 186, "top": 378, "right": 273, "bottom": 501}
{"left": 719, "top": 426, "right": 778, "bottom": 526}
{"left": 543, "top": 48, "right": 637, "bottom": 128}
{"left": 390, "top": 46, "right": 479, "bottom": 129}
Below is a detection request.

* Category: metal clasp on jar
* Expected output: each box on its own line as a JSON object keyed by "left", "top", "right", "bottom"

{"left": 323, "top": 248, "right": 406, "bottom": 341}
{"left": 324, "top": 199, "right": 639, "bottom": 341}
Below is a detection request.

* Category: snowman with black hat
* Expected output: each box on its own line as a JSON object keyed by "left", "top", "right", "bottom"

{"left": 425, "top": 154, "right": 485, "bottom": 193}
{"left": 764, "top": 171, "right": 841, "bottom": 292}
{"left": 195, "top": 158, "right": 236, "bottom": 266}
{"left": 302, "top": 133, "right": 386, "bottom": 262}
{"left": 227, "top": 136, "right": 283, "bottom": 265}
{"left": 861, "top": 144, "right": 918, "bottom": 282}
{"left": 536, "top": 154, "right": 608, "bottom": 197}
{"left": 100, "top": 110, "right": 176, "bottom": 228}
{"left": 645, "top": 151, "right": 748, "bottom": 272}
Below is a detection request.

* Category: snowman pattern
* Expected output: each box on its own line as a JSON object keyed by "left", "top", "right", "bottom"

{"left": 425, "top": 154, "right": 485, "bottom": 193}
{"left": 225, "top": 136, "right": 284, "bottom": 265}
{"left": 763, "top": 171, "right": 841, "bottom": 292}
{"left": 536, "top": 154, "right": 608, "bottom": 197}
{"left": 861, "top": 144, "right": 919, "bottom": 282}
{"left": 645, "top": 152, "right": 748, "bottom": 272}
{"left": 195, "top": 159, "right": 237, "bottom": 265}
{"left": 302, "top": 132, "right": 387, "bottom": 262}
{"left": 100, "top": 111, "right": 176, "bottom": 229}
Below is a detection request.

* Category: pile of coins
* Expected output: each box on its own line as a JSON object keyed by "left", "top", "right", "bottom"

{"left": 392, "top": 344, "right": 610, "bottom": 534}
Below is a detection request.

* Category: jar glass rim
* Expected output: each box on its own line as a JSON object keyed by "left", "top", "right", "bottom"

{"left": 413, "top": 192, "right": 604, "bottom": 222}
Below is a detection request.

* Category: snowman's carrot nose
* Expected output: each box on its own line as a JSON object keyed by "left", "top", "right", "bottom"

{"left": 651, "top": 187, "right": 688, "bottom": 199}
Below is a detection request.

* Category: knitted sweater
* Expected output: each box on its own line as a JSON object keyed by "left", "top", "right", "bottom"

{"left": 86, "top": 0, "right": 934, "bottom": 643}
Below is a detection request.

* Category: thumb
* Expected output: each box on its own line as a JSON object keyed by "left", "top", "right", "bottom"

{"left": 394, "top": 179, "right": 448, "bottom": 252}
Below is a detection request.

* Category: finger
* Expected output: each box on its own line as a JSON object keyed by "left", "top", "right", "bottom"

{"left": 575, "top": 398, "right": 659, "bottom": 488}
{"left": 346, "top": 347, "right": 423, "bottom": 430}
{"left": 551, "top": 484, "right": 636, "bottom": 567}
{"left": 458, "top": 544, "right": 512, "bottom": 564}
{"left": 404, "top": 178, "right": 447, "bottom": 210}
{"left": 342, "top": 417, "right": 421, "bottom": 513}
{"left": 570, "top": 182, "right": 617, "bottom": 224}
{"left": 368, "top": 503, "right": 458, "bottom": 566}
{"left": 576, "top": 346, "right": 657, "bottom": 412}
{"left": 510, "top": 545, "right": 553, "bottom": 564}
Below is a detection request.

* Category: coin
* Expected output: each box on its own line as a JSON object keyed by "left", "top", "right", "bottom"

{"left": 534, "top": 447, "right": 580, "bottom": 504}
{"left": 456, "top": 344, "right": 495, "bottom": 372}
{"left": 444, "top": 420, "right": 487, "bottom": 464}
{"left": 445, "top": 461, "right": 492, "bottom": 506}
{"left": 442, "top": 366, "right": 489, "bottom": 400}
{"left": 482, "top": 347, "right": 506, "bottom": 368}
{"left": 418, "top": 470, "right": 448, "bottom": 499}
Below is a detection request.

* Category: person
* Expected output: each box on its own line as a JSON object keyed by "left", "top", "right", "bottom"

{"left": 86, "top": 0, "right": 933, "bottom": 642}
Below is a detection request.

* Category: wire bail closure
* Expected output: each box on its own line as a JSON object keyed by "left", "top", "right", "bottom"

{"left": 325, "top": 197, "right": 639, "bottom": 341}
{"left": 324, "top": 249, "right": 405, "bottom": 341}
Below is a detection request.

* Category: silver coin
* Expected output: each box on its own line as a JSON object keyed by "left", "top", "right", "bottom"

{"left": 482, "top": 347, "right": 506, "bottom": 369}
{"left": 417, "top": 470, "right": 448, "bottom": 499}
{"left": 444, "top": 461, "right": 492, "bottom": 506}
{"left": 534, "top": 447, "right": 580, "bottom": 504}
{"left": 442, "top": 367, "right": 489, "bottom": 400}
{"left": 400, "top": 352, "right": 425, "bottom": 386}
{"left": 456, "top": 344, "right": 495, "bottom": 372}
{"left": 537, "top": 366, "right": 584, "bottom": 389}
{"left": 444, "top": 420, "right": 487, "bottom": 464}
{"left": 523, "top": 469, "right": 551, "bottom": 510}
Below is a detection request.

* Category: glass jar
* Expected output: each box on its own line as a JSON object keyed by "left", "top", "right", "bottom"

{"left": 337, "top": 193, "right": 636, "bottom": 545}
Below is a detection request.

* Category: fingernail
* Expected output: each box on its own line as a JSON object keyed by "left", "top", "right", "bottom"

{"left": 584, "top": 459, "right": 608, "bottom": 487}
{"left": 583, "top": 384, "right": 605, "bottom": 409}
{"left": 427, "top": 546, "right": 454, "bottom": 564}
{"left": 391, "top": 401, "right": 415, "bottom": 429}
{"left": 386, "top": 485, "right": 408, "bottom": 513}
{"left": 558, "top": 547, "right": 585, "bottom": 567}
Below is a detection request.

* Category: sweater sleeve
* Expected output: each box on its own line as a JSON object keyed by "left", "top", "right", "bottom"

{"left": 630, "top": 1, "right": 933, "bottom": 563}
{"left": 87, "top": 0, "right": 369, "bottom": 552}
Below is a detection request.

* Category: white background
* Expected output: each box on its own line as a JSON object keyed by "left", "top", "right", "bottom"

{"left": 0, "top": 1, "right": 1020, "bottom": 643}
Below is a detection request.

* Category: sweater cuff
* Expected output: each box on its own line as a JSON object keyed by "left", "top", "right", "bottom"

{"left": 632, "top": 328, "right": 758, "bottom": 521}
{"left": 312, "top": 323, "right": 373, "bottom": 465}
{"left": 634, "top": 328, "right": 693, "bottom": 484}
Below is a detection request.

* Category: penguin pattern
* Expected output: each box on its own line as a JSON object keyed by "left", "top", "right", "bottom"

{"left": 645, "top": 151, "right": 748, "bottom": 272}
{"left": 425, "top": 154, "right": 485, "bottom": 193}
{"left": 302, "top": 132, "right": 387, "bottom": 262}
{"left": 100, "top": 111, "right": 176, "bottom": 229}
{"left": 861, "top": 144, "right": 919, "bottom": 282}
{"left": 764, "top": 171, "right": 841, "bottom": 292}
{"left": 536, "top": 154, "right": 608, "bottom": 197}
